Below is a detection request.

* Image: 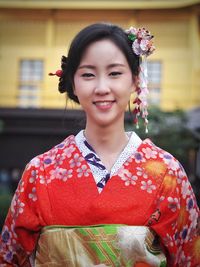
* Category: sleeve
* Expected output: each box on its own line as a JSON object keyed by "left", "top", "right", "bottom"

{"left": 148, "top": 157, "right": 200, "bottom": 267}
{"left": 0, "top": 158, "right": 43, "bottom": 266}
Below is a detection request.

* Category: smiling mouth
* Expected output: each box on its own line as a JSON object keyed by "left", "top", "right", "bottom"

{"left": 93, "top": 101, "right": 115, "bottom": 106}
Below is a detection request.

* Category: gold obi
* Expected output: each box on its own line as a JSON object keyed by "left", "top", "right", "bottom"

{"left": 35, "top": 225, "right": 167, "bottom": 267}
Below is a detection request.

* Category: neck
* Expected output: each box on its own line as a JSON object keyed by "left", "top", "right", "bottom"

{"left": 84, "top": 121, "right": 128, "bottom": 154}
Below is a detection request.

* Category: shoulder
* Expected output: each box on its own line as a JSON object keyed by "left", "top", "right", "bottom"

{"left": 141, "top": 138, "right": 170, "bottom": 155}
{"left": 139, "top": 138, "right": 183, "bottom": 175}
{"left": 25, "top": 135, "right": 76, "bottom": 172}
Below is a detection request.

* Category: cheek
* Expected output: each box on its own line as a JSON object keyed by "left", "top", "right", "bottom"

{"left": 73, "top": 76, "right": 83, "bottom": 96}
{"left": 124, "top": 73, "right": 135, "bottom": 90}
{"left": 73, "top": 83, "right": 89, "bottom": 103}
{"left": 125, "top": 79, "right": 135, "bottom": 95}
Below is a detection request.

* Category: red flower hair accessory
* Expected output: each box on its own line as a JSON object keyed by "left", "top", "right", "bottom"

{"left": 48, "top": 69, "right": 63, "bottom": 77}
{"left": 125, "top": 27, "right": 155, "bottom": 133}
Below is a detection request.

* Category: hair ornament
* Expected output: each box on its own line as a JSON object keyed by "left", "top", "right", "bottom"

{"left": 48, "top": 69, "right": 63, "bottom": 77}
{"left": 125, "top": 27, "right": 155, "bottom": 57}
{"left": 125, "top": 26, "right": 155, "bottom": 133}
{"left": 49, "top": 56, "right": 69, "bottom": 94}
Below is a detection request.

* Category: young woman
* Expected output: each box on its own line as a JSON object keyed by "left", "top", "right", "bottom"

{"left": 0, "top": 23, "right": 199, "bottom": 267}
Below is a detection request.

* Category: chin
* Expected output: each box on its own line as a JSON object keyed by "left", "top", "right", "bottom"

{"left": 96, "top": 118, "right": 121, "bottom": 128}
{"left": 87, "top": 112, "right": 124, "bottom": 128}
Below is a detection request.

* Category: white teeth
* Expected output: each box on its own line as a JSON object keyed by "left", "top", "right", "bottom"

{"left": 95, "top": 101, "right": 113, "bottom": 106}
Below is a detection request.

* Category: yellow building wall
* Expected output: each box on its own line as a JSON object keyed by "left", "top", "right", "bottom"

{"left": 137, "top": 10, "right": 200, "bottom": 110}
{"left": 0, "top": 7, "right": 199, "bottom": 111}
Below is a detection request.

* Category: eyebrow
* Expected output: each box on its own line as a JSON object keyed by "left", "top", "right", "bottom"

{"left": 78, "top": 63, "right": 126, "bottom": 70}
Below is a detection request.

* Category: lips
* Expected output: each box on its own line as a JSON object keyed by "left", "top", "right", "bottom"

{"left": 93, "top": 100, "right": 115, "bottom": 110}
{"left": 93, "top": 100, "right": 115, "bottom": 105}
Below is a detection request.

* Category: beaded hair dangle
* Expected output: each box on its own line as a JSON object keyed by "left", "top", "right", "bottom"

{"left": 125, "top": 27, "right": 155, "bottom": 133}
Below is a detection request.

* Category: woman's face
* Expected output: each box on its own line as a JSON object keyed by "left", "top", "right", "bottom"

{"left": 74, "top": 39, "right": 135, "bottom": 128}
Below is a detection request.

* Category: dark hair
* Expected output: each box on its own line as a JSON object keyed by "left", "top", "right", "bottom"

{"left": 58, "top": 22, "right": 140, "bottom": 103}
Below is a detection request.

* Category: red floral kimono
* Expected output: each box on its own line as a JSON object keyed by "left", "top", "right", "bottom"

{"left": 0, "top": 135, "right": 199, "bottom": 266}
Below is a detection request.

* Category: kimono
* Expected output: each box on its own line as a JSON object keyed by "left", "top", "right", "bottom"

{"left": 0, "top": 131, "right": 199, "bottom": 266}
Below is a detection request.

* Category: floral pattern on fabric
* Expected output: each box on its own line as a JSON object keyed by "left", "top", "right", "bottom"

{"left": 0, "top": 134, "right": 199, "bottom": 266}
{"left": 75, "top": 130, "right": 142, "bottom": 192}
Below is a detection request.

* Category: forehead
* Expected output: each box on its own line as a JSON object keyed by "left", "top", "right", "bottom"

{"left": 80, "top": 39, "right": 127, "bottom": 64}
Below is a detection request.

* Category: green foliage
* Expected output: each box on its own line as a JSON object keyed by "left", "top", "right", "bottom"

{"left": 125, "top": 107, "right": 198, "bottom": 165}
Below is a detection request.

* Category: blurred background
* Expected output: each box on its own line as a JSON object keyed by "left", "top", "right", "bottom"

{"left": 0, "top": 0, "right": 200, "bottom": 230}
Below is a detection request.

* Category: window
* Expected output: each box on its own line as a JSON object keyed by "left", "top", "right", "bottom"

{"left": 147, "top": 61, "right": 162, "bottom": 106}
{"left": 18, "top": 60, "right": 43, "bottom": 108}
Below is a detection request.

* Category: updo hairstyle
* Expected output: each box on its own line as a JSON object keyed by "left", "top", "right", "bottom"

{"left": 58, "top": 23, "right": 140, "bottom": 103}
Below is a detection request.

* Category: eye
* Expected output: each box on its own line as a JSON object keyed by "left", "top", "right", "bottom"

{"left": 109, "top": 72, "right": 122, "bottom": 77}
{"left": 81, "top": 73, "right": 95, "bottom": 78}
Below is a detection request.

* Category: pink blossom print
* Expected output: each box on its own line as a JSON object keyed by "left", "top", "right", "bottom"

{"left": 141, "top": 180, "right": 156, "bottom": 193}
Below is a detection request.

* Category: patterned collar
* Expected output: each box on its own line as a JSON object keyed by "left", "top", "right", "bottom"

{"left": 75, "top": 130, "right": 142, "bottom": 193}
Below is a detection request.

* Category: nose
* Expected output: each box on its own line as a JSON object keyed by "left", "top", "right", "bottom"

{"left": 94, "top": 77, "right": 110, "bottom": 95}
